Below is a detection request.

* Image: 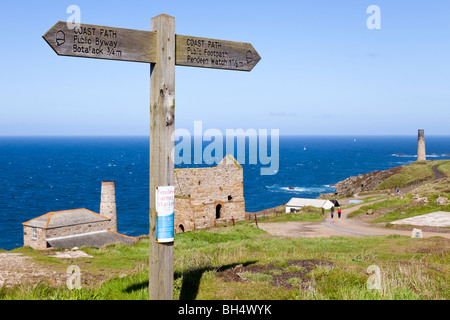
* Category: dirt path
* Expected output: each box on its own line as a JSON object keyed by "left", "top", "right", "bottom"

{"left": 324, "top": 201, "right": 449, "bottom": 238}
{"left": 0, "top": 249, "right": 95, "bottom": 289}
{"left": 259, "top": 169, "right": 449, "bottom": 240}
{"left": 0, "top": 253, "right": 67, "bottom": 288}
{"left": 258, "top": 200, "right": 450, "bottom": 239}
{"left": 432, "top": 164, "right": 445, "bottom": 180}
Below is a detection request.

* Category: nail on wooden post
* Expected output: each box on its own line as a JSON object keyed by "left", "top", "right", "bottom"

{"left": 149, "top": 14, "right": 175, "bottom": 301}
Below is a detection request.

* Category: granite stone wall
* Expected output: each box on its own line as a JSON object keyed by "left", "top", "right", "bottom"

{"left": 174, "top": 155, "right": 246, "bottom": 232}
{"left": 23, "top": 226, "right": 47, "bottom": 250}
{"left": 23, "top": 220, "right": 111, "bottom": 250}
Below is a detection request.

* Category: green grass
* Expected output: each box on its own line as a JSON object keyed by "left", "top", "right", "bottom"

{"left": 347, "top": 195, "right": 412, "bottom": 219}
{"left": 375, "top": 162, "right": 431, "bottom": 190}
{"left": 438, "top": 161, "right": 450, "bottom": 176}
{"left": 375, "top": 160, "right": 450, "bottom": 190}
{"left": 3, "top": 161, "right": 449, "bottom": 300}
{"left": 375, "top": 202, "right": 450, "bottom": 224}
{"left": 345, "top": 160, "right": 450, "bottom": 226}
{"left": 347, "top": 190, "right": 450, "bottom": 224}
{"left": 412, "top": 177, "right": 450, "bottom": 194}
{"left": 1, "top": 221, "right": 448, "bottom": 300}
{"left": 239, "top": 271, "right": 273, "bottom": 283}
{"left": 173, "top": 230, "right": 449, "bottom": 300}
{"left": 0, "top": 268, "right": 149, "bottom": 300}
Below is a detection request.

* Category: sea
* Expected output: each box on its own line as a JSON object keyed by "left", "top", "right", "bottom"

{"left": 0, "top": 135, "right": 449, "bottom": 250}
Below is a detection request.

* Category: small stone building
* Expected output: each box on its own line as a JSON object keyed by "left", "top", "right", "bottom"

{"left": 174, "top": 154, "right": 246, "bottom": 232}
{"left": 22, "top": 181, "right": 136, "bottom": 250}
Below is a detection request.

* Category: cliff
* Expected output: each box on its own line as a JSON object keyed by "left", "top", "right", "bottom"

{"left": 321, "top": 166, "right": 402, "bottom": 197}
{"left": 319, "top": 160, "right": 450, "bottom": 198}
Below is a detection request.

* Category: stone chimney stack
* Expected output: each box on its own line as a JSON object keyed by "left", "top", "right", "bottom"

{"left": 100, "top": 181, "right": 117, "bottom": 232}
{"left": 417, "top": 129, "right": 426, "bottom": 161}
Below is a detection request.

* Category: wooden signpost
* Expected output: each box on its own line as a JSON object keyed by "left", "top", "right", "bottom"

{"left": 43, "top": 18, "right": 261, "bottom": 71}
{"left": 175, "top": 34, "right": 260, "bottom": 71}
{"left": 43, "top": 14, "right": 260, "bottom": 300}
{"left": 43, "top": 21, "right": 157, "bottom": 63}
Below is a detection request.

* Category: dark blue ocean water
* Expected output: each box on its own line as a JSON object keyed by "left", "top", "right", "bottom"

{"left": 0, "top": 135, "right": 449, "bottom": 250}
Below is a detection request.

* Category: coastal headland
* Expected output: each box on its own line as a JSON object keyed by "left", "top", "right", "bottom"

{"left": 258, "top": 160, "right": 450, "bottom": 239}
{"left": 0, "top": 160, "right": 449, "bottom": 299}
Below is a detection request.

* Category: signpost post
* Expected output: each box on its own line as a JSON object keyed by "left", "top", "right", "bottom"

{"left": 149, "top": 14, "right": 175, "bottom": 300}
{"left": 43, "top": 13, "right": 261, "bottom": 300}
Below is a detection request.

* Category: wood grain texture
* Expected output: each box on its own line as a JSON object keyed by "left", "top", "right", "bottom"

{"left": 43, "top": 21, "right": 156, "bottom": 63}
{"left": 149, "top": 14, "right": 175, "bottom": 301}
{"left": 176, "top": 34, "right": 261, "bottom": 71}
{"left": 43, "top": 22, "right": 261, "bottom": 71}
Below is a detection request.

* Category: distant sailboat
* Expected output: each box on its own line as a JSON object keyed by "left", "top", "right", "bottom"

{"left": 353, "top": 138, "right": 357, "bottom": 142}
{"left": 303, "top": 146, "right": 306, "bottom": 150}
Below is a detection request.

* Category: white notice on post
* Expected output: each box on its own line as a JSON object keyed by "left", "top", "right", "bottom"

{"left": 156, "top": 186, "right": 175, "bottom": 243}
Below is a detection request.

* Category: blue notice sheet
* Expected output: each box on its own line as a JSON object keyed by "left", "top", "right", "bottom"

{"left": 156, "top": 212, "right": 174, "bottom": 242}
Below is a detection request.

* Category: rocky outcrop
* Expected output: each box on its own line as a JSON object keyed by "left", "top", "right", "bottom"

{"left": 412, "top": 194, "right": 429, "bottom": 204}
{"left": 320, "top": 166, "right": 402, "bottom": 198}
{"left": 436, "top": 196, "right": 449, "bottom": 205}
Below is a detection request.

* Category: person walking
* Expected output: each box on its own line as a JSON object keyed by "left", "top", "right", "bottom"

{"left": 330, "top": 206, "right": 335, "bottom": 218}
{"left": 337, "top": 207, "right": 342, "bottom": 218}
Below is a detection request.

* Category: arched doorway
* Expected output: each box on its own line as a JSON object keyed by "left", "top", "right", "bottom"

{"left": 179, "top": 224, "right": 185, "bottom": 233}
{"left": 215, "top": 204, "right": 222, "bottom": 219}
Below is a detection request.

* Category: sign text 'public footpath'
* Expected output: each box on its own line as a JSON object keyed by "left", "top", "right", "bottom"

{"left": 43, "top": 21, "right": 260, "bottom": 71}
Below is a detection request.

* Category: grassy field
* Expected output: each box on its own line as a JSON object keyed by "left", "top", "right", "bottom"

{"left": 2, "top": 160, "right": 449, "bottom": 300}
{"left": 375, "top": 160, "right": 450, "bottom": 190}
{"left": 1, "top": 220, "right": 448, "bottom": 300}
{"left": 347, "top": 194, "right": 450, "bottom": 222}
{"left": 348, "top": 167, "right": 450, "bottom": 223}
{"left": 437, "top": 161, "right": 450, "bottom": 176}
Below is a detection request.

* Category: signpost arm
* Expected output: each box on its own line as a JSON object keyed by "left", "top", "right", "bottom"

{"left": 149, "top": 14, "right": 175, "bottom": 300}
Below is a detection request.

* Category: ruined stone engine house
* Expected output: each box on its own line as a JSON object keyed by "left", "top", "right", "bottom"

{"left": 174, "top": 154, "right": 246, "bottom": 233}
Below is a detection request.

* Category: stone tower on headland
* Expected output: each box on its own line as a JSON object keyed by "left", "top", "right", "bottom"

{"left": 417, "top": 129, "right": 426, "bottom": 161}
{"left": 100, "top": 180, "right": 117, "bottom": 232}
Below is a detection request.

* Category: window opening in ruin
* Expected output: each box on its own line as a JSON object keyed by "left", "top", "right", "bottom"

{"left": 228, "top": 195, "right": 232, "bottom": 201}
{"left": 216, "top": 204, "right": 222, "bottom": 219}
{"left": 32, "top": 227, "right": 37, "bottom": 241}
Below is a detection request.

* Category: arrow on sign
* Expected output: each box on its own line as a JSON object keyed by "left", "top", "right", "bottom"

{"left": 43, "top": 21, "right": 157, "bottom": 63}
{"left": 43, "top": 21, "right": 261, "bottom": 71}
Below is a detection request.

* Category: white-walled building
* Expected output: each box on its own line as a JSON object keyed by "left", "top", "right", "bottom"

{"left": 285, "top": 198, "right": 334, "bottom": 213}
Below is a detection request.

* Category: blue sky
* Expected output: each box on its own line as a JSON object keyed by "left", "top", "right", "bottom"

{"left": 0, "top": 0, "right": 449, "bottom": 136}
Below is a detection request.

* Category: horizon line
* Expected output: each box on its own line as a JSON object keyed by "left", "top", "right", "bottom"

{"left": 1, "top": 134, "right": 450, "bottom": 138}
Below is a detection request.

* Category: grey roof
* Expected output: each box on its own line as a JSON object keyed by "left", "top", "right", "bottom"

{"left": 46, "top": 230, "right": 137, "bottom": 249}
{"left": 23, "top": 208, "right": 110, "bottom": 229}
